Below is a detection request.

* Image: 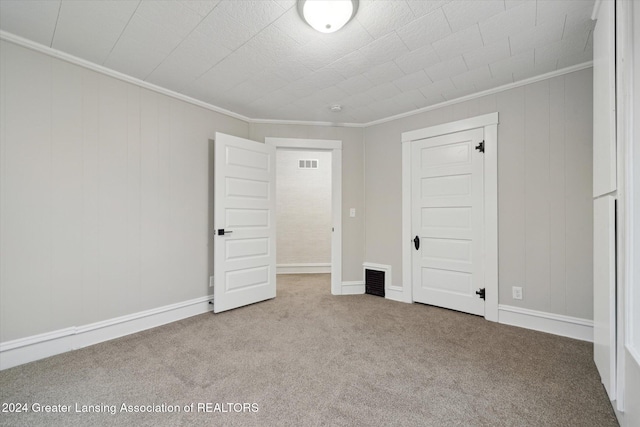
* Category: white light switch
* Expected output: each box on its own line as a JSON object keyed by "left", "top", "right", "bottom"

{"left": 350, "top": 208, "right": 356, "bottom": 217}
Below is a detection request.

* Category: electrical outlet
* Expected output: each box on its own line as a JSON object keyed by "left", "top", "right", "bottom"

{"left": 512, "top": 286, "right": 523, "bottom": 300}
{"left": 209, "top": 276, "right": 214, "bottom": 287}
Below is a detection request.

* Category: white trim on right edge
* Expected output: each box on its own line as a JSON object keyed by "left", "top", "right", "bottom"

{"left": 498, "top": 305, "right": 594, "bottom": 342}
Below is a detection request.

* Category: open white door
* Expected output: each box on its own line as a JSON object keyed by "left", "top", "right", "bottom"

{"left": 411, "top": 128, "right": 485, "bottom": 316}
{"left": 213, "top": 132, "right": 276, "bottom": 313}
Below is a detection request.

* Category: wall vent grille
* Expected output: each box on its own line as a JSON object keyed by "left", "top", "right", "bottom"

{"left": 298, "top": 159, "right": 318, "bottom": 169}
{"left": 365, "top": 269, "right": 385, "bottom": 297}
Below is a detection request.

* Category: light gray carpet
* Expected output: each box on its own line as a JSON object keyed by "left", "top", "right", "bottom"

{"left": 0, "top": 274, "right": 618, "bottom": 427}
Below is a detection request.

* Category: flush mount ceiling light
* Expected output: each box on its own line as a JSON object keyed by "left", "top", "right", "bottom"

{"left": 298, "top": 0, "right": 359, "bottom": 34}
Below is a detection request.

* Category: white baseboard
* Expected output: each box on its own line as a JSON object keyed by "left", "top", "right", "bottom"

{"left": 341, "top": 281, "right": 365, "bottom": 295}
{"left": 0, "top": 295, "right": 214, "bottom": 370}
{"left": 498, "top": 305, "right": 594, "bottom": 342}
{"left": 385, "top": 285, "right": 411, "bottom": 303}
{"left": 276, "top": 263, "right": 331, "bottom": 274}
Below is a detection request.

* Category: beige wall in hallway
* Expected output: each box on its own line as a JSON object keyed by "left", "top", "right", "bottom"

{"left": 276, "top": 150, "right": 332, "bottom": 265}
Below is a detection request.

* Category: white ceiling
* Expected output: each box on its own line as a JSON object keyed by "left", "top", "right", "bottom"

{"left": 0, "top": 0, "right": 595, "bottom": 124}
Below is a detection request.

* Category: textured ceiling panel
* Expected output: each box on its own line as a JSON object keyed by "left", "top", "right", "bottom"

{"left": 424, "top": 56, "right": 468, "bottom": 83}
{"left": 432, "top": 24, "right": 484, "bottom": 61}
{"left": 442, "top": 0, "right": 505, "bottom": 32}
{"left": 0, "top": 0, "right": 596, "bottom": 124}
{"left": 393, "top": 70, "right": 432, "bottom": 92}
{"left": 336, "top": 74, "right": 374, "bottom": 95}
{"left": 463, "top": 39, "right": 511, "bottom": 70}
{"left": 479, "top": 1, "right": 536, "bottom": 45}
{"left": 135, "top": 0, "right": 202, "bottom": 38}
{"left": 364, "top": 61, "right": 404, "bottom": 85}
{"left": 395, "top": 44, "right": 441, "bottom": 75}
{"left": 509, "top": 17, "right": 566, "bottom": 56}
{"left": 396, "top": 8, "right": 452, "bottom": 51}
{"left": 0, "top": 0, "right": 60, "bottom": 46}
{"left": 355, "top": 0, "right": 416, "bottom": 39}
{"left": 405, "top": 0, "right": 452, "bottom": 18}
{"left": 179, "top": 1, "right": 221, "bottom": 17}
{"left": 52, "top": 1, "right": 138, "bottom": 65}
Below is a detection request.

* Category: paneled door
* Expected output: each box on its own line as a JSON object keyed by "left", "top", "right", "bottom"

{"left": 213, "top": 133, "right": 276, "bottom": 313}
{"left": 411, "top": 128, "right": 485, "bottom": 316}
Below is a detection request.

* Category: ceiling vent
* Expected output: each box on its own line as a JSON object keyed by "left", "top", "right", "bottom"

{"left": 298, "top": 159, "right": 319, "bottom": 169}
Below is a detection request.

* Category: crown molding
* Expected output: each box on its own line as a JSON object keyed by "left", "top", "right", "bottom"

{"left": 363, "top": 61, "right": 594, "bottom": 127}
{"left": 0, "top": 31, "right": 252, "bottom": 123}
{"left": 1, "top": 30, "right": 593, "bottom": 130}
{"left": 249, "top": 117, "right": 365, "bottom": 128}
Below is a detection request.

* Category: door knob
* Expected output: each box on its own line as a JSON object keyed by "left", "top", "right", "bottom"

{"left": 413, "top": 235, "right": 420, "bottom": 250}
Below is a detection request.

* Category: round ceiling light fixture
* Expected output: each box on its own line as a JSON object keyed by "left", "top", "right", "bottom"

{"left": 298, "top": 0, "right": 359, "bottom": 34}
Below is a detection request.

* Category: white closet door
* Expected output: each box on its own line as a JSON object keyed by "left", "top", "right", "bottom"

{"left": 411, "top": 128, "right": 485, "bottom": 316}
{"left": 593, "top": 0, "right": 617, "bottom": 197}
{"left": 593, "top": 195, "right": 616, "bottom": 400}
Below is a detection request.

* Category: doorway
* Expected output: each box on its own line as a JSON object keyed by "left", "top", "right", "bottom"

{"left": 401, "top": 113, "right": 499, "bottom": 321}
{"left": 276, "top": 150, "right": 332, "bottom": 275}
{"left": 265, "top": 138, "right": 343, "bottom": 295}
{"left": 410, "top": 128, "right": 485, "bottom": 316}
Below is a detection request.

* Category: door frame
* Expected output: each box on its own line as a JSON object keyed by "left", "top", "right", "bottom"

{"left": 401, "top": 112, "right": 499, "bottom": 321}
{"left": 265, "top": 137, "right": 342, "bottom": 296}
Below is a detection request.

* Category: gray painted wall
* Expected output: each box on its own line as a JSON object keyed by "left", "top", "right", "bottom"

{"left": 0, "top": 41, "right": 249, "bottom": 342}
{"left": 364, "top": 68, "right": 593, "bottom": 319}
{"left": 249, "top": 123, "right": 365, "bottom": 282}
{"left": 276, "top": 150, "right": 332, "bottom": 264}
{"left": 0, "top": 37, "right": 593, "bottom": 347}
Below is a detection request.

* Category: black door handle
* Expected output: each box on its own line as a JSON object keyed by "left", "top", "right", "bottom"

{"left": 217, "top": 229, "right": 233, "bottom": 236}
{"left": 414, "top": 236, "right": 420, "bottom": 250}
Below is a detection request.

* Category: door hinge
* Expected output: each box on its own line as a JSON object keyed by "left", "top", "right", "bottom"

{"left": 475, "top": 288, "right": 485, "bottom": 300}
{"left": 475, "top": 141, "right": 485, "bottom": 153}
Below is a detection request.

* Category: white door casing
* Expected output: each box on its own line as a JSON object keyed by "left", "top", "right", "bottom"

{"left": 401, "top": 112, "right": 499, "bottom": 321}
{"left": 411, "top": 128, "right": 485, "bottom": 316}
{"left": 213, "top": 133, "right": 276, "bottom": 313}
{"left": 265, "top": 137, "right": 342, "bottom": 295}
